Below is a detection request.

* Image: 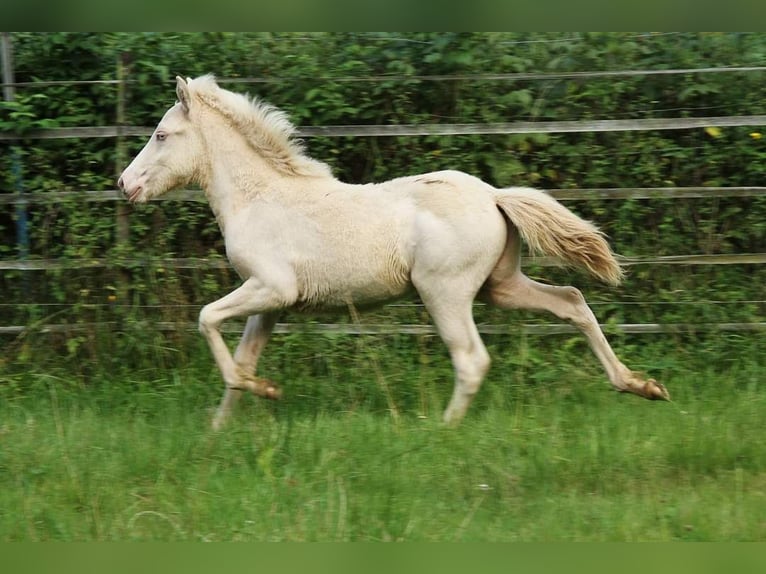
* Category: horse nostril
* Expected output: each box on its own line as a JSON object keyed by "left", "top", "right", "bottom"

{"left": 117, "top": 176, "right": 125, "bottom": 190}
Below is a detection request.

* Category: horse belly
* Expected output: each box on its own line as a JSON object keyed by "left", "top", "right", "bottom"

{"left": 295, "top": 250, "right": 412, "bottom": 311}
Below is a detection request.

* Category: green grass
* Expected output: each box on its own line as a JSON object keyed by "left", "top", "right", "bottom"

{"left": 2, "top": 336, "right": 765, "bottom": 541}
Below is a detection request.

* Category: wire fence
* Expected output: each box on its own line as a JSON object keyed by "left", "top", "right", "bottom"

{"left": 5, "top": 63, "right": 766, "bottom": 88}
{"left": 2, "top": 321, "right": 765, "bottom": 337}
{"left": 2, "top": 51, "right": 766, "bottom": 338}
{"left": 3, "top": 115, "right": 766, "bottom": 141}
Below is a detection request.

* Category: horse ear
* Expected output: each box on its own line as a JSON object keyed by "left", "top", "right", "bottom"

{"left": 176, "top": 76, "right": 191, "bottom": 114}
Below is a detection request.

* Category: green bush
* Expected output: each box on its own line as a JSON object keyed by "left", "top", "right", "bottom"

{"left": 1, "top": 33, "right": 764, "bottom": 371}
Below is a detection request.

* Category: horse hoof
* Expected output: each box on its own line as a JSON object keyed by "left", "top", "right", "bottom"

{"left": 643, "top": 378, "right": 670, "bottom": 401}
{"left": 250, "top": 377, "right": 282, "bottom": 400}
{"left": 261, "top": 383, "right": 282, "bottom": 400}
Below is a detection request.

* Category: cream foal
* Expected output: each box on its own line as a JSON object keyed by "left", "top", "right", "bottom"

{"left": 118, "top": 75, "right": 668, "bottom": 429}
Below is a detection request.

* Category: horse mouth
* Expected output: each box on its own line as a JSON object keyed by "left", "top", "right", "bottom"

{"left": 127, "top": 187, "right": 144, "bottom": 203}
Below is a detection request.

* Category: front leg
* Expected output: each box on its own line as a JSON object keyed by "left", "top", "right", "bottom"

{"left": 212, "top": 312, "right": 280, "bottom": 430}
{"left": 198, "top": 277, "right": 297, "bottom": 429}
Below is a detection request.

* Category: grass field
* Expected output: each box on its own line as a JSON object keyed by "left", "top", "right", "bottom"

{"left": 1, "top": 333, "right": 765, "bottom": 541}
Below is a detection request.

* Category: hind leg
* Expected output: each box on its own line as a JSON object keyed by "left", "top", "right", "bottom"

{"left": 413, "top": 277, "right": 492, "bottom": 424}
{"left": 431, "top": 300, "right": 492, "bottom": 424}
{"left": 486, "top": 271, "right": 669, "bottom": 400}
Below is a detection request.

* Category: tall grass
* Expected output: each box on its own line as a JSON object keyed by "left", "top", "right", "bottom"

{"left": 1, "top": 330, "right": 765, "bottom": 540}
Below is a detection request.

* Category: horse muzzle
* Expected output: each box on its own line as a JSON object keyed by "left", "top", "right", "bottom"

{"left": 117, "top": 173, "right": 144, "bottom": 203}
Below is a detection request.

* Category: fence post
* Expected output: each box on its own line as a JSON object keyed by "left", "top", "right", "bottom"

{"left": 114, "top": 52, "right": 130, "bottom": 299}
{"left": 1, "top": 33, "right": 29, "bottom": 262}
{"left": 115, "top": 52, "right": 130, "bottom": 248}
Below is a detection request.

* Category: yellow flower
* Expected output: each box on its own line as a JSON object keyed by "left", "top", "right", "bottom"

{"left": 750, "top": 132, "right": 762, "bottom": 140}
{"left": 704, "top": 126, "right": 722, "bottom": 138}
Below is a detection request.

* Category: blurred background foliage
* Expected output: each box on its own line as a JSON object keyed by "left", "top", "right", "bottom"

{"left": 0, "top": 32, "right": 764, "bottom": 373}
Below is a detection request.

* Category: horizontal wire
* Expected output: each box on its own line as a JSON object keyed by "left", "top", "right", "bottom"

{"left": 5, "top": 65, "right": 766, "bottom": 90}
{"left": 1, "top": 300, "right": 764, "bottom": 309}
{"left": 2, "top": 321, "right": 764, "bottom": 337}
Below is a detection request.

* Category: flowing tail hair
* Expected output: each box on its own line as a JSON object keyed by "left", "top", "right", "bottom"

{"left": 494, "top": 187, "right": 624, "bottom": 285}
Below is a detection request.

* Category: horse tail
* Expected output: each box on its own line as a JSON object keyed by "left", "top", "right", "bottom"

{"left": 494, "top": 187, "right": 624, "bottom": 285}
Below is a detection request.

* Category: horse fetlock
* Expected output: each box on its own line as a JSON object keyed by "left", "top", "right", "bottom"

{"left": 228, "top": 376, "right": 282, "bottom": 400}
{"left": 442, "top": 404, "right": 468, "bottom": 426}
{"left": 211, "top": 413, "right": 227, "bottom": 431}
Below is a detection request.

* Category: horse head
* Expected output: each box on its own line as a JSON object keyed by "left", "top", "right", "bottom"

{"left": 118, "top": 76, "right": 206, "bottom": 203}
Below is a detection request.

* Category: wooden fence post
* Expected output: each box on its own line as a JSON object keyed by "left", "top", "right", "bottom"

{"left": 114, "top": 52, "right": 131, "bottom": 300}
{"left": 1, "top": 33, "right": 29, "bottom": 262}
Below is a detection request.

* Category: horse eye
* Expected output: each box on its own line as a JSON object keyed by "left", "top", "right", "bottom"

{"left": 156, "top": 132, "right": 167, "bottom": 142}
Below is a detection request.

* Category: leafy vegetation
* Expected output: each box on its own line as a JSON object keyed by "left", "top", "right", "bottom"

{"left": 1, "top": 32, "right": 764, "bottom": 344}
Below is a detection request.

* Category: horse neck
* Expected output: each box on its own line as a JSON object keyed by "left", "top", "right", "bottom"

{"left": 198, "top": 128, "right": 286, "bottom": 232}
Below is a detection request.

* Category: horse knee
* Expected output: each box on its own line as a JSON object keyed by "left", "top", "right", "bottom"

{"left": 198, "top": 304, "right": 220, "bottom": 336}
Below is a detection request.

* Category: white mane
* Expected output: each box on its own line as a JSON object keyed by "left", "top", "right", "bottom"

{"left": 187, "top": 75, "right": 332, "bottom": 178}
